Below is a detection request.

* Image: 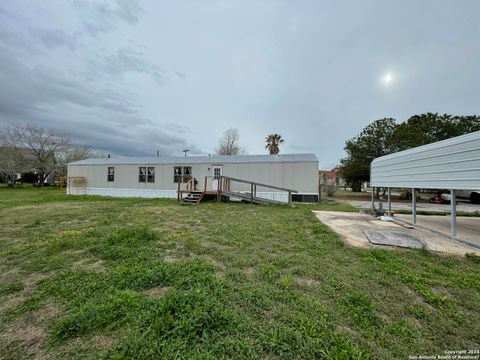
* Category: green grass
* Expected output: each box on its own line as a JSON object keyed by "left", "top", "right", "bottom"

{"left": 0, "top": 186, "right": 479, "bottom": 359}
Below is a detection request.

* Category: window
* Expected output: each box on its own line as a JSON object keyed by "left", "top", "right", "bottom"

{"left": 139, "top": 167, "right": 155, "bottom": 183}
{"left": 147, "top": 167, "right": 155, "bottom": 183}
{"left": 139, "top": 167, "right": 146, "bottom": 182}
{"left": 107, "top": 167, "right": 115, "bottom": 182}
{"left": 183, "top": 166, "right": 192, "bottom": 182}
{"left": 173, "top": 166, "right": 192, "bottom": 183}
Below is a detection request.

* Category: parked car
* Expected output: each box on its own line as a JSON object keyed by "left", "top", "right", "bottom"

{"left": 456, "top": 190, "right": 480, "bottom": 204}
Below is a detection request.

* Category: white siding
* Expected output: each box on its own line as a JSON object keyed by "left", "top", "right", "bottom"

{"left": 371, "top": 131, "right": 480, "bottom": 189}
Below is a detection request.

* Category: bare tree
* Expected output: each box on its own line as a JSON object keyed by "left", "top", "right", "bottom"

{"left": 0, "top": 146, "right": 26, "bottom": 186}
{"left": 55, "top": 146, "right": 96, "bottom": 179}
{"left": 215, "top": 128, "right": 247, "bottom": 155}
{"left": 0, "top": 125, "right": 71, "bottom": 185}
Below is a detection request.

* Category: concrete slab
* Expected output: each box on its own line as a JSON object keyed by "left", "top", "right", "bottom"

{"left": 363, "top": 230, "right": 424, "bottom": 249}
{"left": 395, "top": 214, "right": 480, "bottom": 246}
{"left": 314, "top": 211, "right": 480, "bottom": 256}
{"left": 341, "top": 199, "right": 480, "bottom": 214}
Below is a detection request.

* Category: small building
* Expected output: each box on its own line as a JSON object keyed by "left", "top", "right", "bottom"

{"left": 319, "top": 166, "right": 345, "bottom": 187}
{"left": 67, "top": 153, "right": 320, "bottom": 203}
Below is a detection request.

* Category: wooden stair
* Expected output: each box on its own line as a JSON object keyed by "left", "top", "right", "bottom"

{"left": 181, "top": 191, "right": 204, "bottom": 204}
{"left": 177, "top": 175, "right": 298, "bottom": 205}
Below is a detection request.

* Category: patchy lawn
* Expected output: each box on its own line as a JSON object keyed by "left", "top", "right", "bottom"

{"left": 0, "top": 186, "right": 479, "bottom": 359}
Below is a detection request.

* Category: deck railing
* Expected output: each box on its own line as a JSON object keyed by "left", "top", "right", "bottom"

{"left": 216, "top": 175, "right": 297, "bottom": 205}
{"left": 177, "top": 175, "right": 298, "bottom": 205}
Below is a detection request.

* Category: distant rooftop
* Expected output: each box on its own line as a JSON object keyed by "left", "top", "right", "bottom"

{"left": 69, "top": 153, "right": 318, "bottom": 166}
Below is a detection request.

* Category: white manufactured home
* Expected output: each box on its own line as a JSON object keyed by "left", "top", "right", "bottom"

{"left": 67, "top": 153, "right": 320, "bottom": 203}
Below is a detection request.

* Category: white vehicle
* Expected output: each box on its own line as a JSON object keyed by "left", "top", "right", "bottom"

{"left": 456, "top": 190, "right": 480, "bottom": 204}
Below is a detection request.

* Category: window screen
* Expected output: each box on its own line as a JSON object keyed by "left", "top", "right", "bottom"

{"left": 107, "top": 167, "right": 114, "bottom": 182}
{"left": 173, "top": 166, "right": 192, "bottom": 183}
{"left": 147, "top": 167, "right": 155, "bottom": 183}
{"left": 139, "top": 167, "right": 146, "bottom": 182}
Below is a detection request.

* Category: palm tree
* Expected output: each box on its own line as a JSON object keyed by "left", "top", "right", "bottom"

{"left": 265, "top": 133, "right": 284, "bottom": 155}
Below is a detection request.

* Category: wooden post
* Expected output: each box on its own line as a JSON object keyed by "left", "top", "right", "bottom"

{"left": 253, "top": 184, "right": 257, "bottom": 198}
{"left": 204, "top": 176, "right": 207, "bottom": 192}
{"left": 177, "top": 181, "right": 180, "bottom": 201}
{"left": 250, "top": 183, "right": 254, "bottom": 204}
{"left": 217, "top": 176, "right": 222, "bottom": 203}
{"left": 318, "top": 182, "right": 321, "bottom": 204}
{"left": 288, "top": 191, "right": 292, "bottom": 205}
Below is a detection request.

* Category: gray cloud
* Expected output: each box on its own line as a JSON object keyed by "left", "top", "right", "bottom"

{"left": 0, "top": 2, "right": 195, "bottom": 158}
{"left": 1, "top": 1, "right": 479, "bottom": 168}
{"left": 29, "top": 28, "right": 82, "bottom": 50}
{"left": 89, "top": 47, "right": 165, "bottom": 83}
{"left": 73, "top": 0, "right": 144, "bottom": 36}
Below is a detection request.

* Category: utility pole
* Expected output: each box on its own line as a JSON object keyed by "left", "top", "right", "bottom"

{"left": 183, "top": 149, "right": 190, "bottom": 157}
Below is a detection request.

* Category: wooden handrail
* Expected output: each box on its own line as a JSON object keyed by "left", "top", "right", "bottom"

{"left": 219, "top": 175, "right": 298, "bottom": 193}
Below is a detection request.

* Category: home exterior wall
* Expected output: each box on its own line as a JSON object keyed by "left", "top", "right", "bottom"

{"left": 67, "top": 159, "right": 319, "bottom": 201}
{"left": 371, "top": 130, "right": 480, "bottom": 190}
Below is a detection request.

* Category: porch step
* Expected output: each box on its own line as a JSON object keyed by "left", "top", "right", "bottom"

{"left": 182, "top": 192, "right": 203, "bottom": 204}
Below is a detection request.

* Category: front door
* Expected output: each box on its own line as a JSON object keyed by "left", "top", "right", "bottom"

{"left": 211, "top": 166, "right": 222, "bottom": 191}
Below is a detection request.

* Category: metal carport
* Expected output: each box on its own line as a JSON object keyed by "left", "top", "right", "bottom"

{"left": 370, "top": 130, "right": 480, "bottom": 246}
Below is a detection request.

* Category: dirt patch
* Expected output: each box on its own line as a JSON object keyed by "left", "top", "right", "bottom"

{"left": 12, "top": 203, "right": 88, "bottom": 212}
{"left": 164, "top": 255, "right": 182, "bottom": 263}
{"left": 0, "top": 293, "right": 27, "bottom": 313}
{"left": 337, "top": 324, "right": 360, "bottom": 339}
{"left": 200, "top": 255, "right": 227, "bottom": 272}
{"left": 142, "top": 286, "right": 170, "bottom": 298}
{"left": 430, "top": 287, "right": 454, "bottom": 301}
{"left": 404, "top": 286, "right": 435, "bottom": 310}
{"left": 90, "top": 333, "right": 117, "bottom": 349}
{"left": 0, "top": 266, "right": 21, "bottom": 282}
{"left": 202, "top": 241, "right": 232, "bottom": 251}
{"left": 294, "top": 276, "right": 320, "bottom": 287}
{"left": 0, "top": 319, "right": 48, "bottom": 359}
{"left": 73, "top": 258, "right": 105, "bottom": 271}
{"left": 243, "top": 267, "right": 256, "bottom": 276}
{"left": 24, "top": 272, "right": 50, "bottom": 286}
{"left": 1, "top": 272, "right": 52, "bottom": 314}
{"left": 34, "top": 303, "right": 61, "bottom": 321}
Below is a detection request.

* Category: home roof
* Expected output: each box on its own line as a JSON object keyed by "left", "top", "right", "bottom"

{"left": 68, "top": 153, "right": 318, "bottom": 166}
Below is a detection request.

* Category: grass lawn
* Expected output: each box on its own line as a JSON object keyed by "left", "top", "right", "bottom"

{"left": 0, "top": 186, "right": 479, "bottom": 359}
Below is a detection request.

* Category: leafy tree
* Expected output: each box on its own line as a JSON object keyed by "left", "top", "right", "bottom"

{"left": 265, "top": 134, "right": 284, "bottom": 155}
{"left": 215, "top": 128, "right": 246, "bottom": 156}
{"left": 392, "top": 113, "right": 480, "bottom": 150}
{"left": 339, "top": 113, "right": 480, "bottom": 192}
{"left": 339, "top": 118, "right": 397, "bottom": 191}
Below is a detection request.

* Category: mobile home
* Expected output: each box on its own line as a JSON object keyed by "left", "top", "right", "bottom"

{"left": 67, "top": 153, "right": 320, "bottom": 203}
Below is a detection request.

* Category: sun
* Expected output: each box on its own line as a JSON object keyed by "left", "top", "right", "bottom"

{"left": 382, "top": 72, "right": 394, "bottom": 86}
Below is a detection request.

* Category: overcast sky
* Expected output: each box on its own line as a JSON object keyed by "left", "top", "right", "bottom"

{"left": 1, "top": 1, "right": 479, "bottom": 168}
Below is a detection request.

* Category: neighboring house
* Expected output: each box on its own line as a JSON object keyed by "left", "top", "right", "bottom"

{"left": 319, "top": 166, "right": 345, "bottom": 187}
{"left": 67, "top": 153, "right": 320, "bottom": 203}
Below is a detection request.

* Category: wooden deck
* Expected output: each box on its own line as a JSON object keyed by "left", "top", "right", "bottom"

{"left": 177, "top": 176, "right": 297, "bottom": 205}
